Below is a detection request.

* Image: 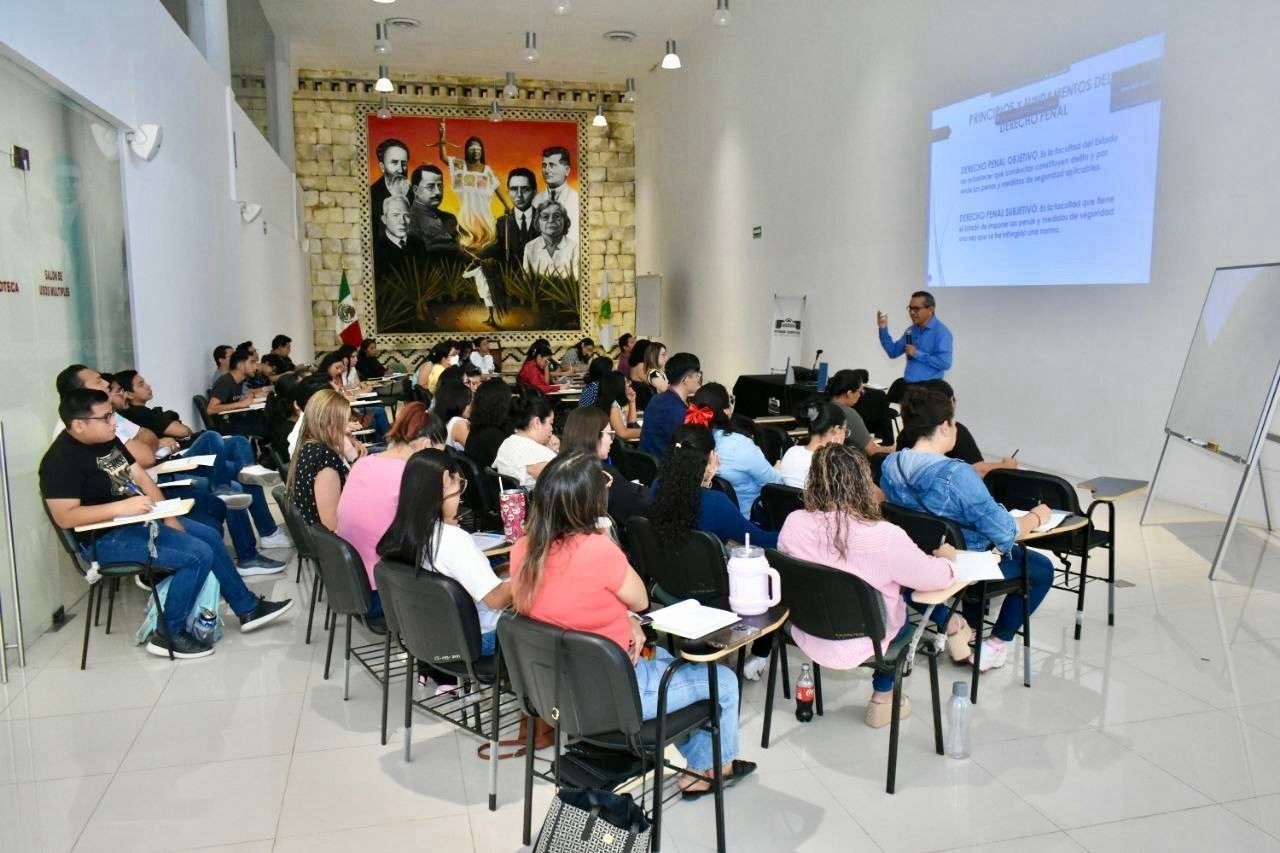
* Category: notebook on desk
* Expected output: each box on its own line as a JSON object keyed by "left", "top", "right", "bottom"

{"left": 946, "top": 550, "right": 1004, "bottom": 582}
{"left": 646, "top": 599, "right": 741, "bottom": 640}
{"left": 1010, "top": 509, "right": 1070, "bottom": 532}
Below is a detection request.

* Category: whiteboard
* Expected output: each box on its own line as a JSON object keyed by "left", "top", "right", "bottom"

{"left": 636, "top": 275, "right": 662, "bottom": 337}
{"left": 1165, "top": 263, "right": 1280, "bottom": 464}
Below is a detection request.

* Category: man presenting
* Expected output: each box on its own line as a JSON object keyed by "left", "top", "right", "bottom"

{"left": 877, "top": 290, "right": 953, "bottom": 390}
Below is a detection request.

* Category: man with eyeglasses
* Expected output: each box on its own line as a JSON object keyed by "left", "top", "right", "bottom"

{"left": 877, "top": 291, "right": 953, "bottom": 394}
{"left": 639, "top": 352, "right": 702, "bottom": 456}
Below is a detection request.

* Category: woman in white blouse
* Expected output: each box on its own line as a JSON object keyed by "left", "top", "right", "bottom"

{"left": 779, "top": 403, "right": 848, "bottom": 488}
{"left": 494, "top": 390, "right": 560, "bottom": 488}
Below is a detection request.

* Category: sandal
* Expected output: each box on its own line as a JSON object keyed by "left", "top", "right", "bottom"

{"left": 680, "top": 759, "right": 758, "bottom": 800}
{"left": 946, "top": 621, "right": 974, "bottom": 663}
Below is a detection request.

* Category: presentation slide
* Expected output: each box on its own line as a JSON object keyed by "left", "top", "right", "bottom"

{"left": 926, "top": 33, "right": 1164, "bottom": 287}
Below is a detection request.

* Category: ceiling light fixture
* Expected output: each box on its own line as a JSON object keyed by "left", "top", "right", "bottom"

{"left": 622, "top": 77, "right": 636, "bottom": 104}
{"left": 523, "top": 31, "right": 539, "bottom": 62}
{"left": 503, "top": 71, "right": 519, "bottom": 99}
{"left": 593, "top": 103, "right": 608, "bottom": 127}
{"left": 713, "top": 0, "right": 732, "bottom": 26}
{"left": 489, "top": 100, "right": 504, "bottom": 123}
{"left": 372, "top": 0, "right": 396, "bottom": 4}
{"left": 375, "top": 64, "right": 394, "bottom": 92}
{"left": 376, "top": 95, "right": 391, "bottom": 118}
{"left": 552, "top": 0, "right": 572, "bottom": 14}
{"left": 374, "top": 21, "right": 391, "bottom": 53}
{"left": 661, "top": 39, "right": 681, "bottom": 70}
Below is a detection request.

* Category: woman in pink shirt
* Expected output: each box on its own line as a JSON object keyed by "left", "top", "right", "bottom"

{"left": 777, "top": 444, "right": 967, "bottom": 729}
{"left": 335, "top": 404, "right": 445, "bottom": 630}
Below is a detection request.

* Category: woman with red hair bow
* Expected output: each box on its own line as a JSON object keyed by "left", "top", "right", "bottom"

{"left": 690, "top": 383, "right": 783, "bottom": 519}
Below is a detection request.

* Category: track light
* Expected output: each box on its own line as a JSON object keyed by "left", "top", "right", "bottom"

{"left": 374, "top": 21, "right": 391, "bottom": 53}
{"left": 126, "top": 124, "right": 163, "bottom": 161}
{"left": 503, "top": 71, "right": 519, "bottom": 99}
{"left": 239, "top": 201, "right": 263, "bottom": 223}
{"left": 375, "top": 64, "right": 393, "bottom": 92}
{"left": 593, "top": 104, "right": 608, "bottom": 127}
{"left": 661, "top": 39, "right": 681, "bottom": 70}
{"left": 622, "top": 77, "right": 636, "bottom": 104}
{"left": 524, "top": 31, "right": 539, "bottom": 62}
{"left": 489, "top": 100, "right": 503, "bottom": 123}
{"left": 552, "top": 0, "right": 572, "bottom": 14}
{"left": 713, "top": 0, "right": 731, "bottom": 26}
{"left": 376, "top": 95, "right": 391, "bottom": 119}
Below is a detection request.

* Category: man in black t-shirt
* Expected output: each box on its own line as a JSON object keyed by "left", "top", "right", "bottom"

{"left": 40, "top": 389, "right": 293, "bottom": 659}
{"left": 208, "top": 351, "right": 269, "bottom": 438}
{"left": 270, "top": 335, "right": 297, "bottom": 373}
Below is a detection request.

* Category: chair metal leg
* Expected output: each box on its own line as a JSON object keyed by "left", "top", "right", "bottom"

{"left": 80, "top": 583, "right": 95, "bottom": 671}
{"left": 324, "top": 609, "right": 337, "bottom": 680}
{"left": 780, "top": 644, "right": 791, "bottom": 700}
{"left": 94, "top": 577, "right": 105, "bottom": 626}
{"left": 929, "top": 652, "right": 943, "bottom": 755}
{"left": 522, "top": 709, "right": 537, "bottom": 846}
{"left": 813, "top": 662, "right": 824, "bottom": 717}
{"left": 104, "top": 577, "right": 118, "bottom": 635}
{"left": 295, "top": 554, "right": 304, "bottom": 583}
{"left": 403, "top": 652, "right": 414, "bottom": 761}
{"left": 1022, "top": 549, "right": 1032, "bottom": 689}
{"left": 149, "top": 567, "right": 173, "bottom": 662}
{"left": 970, "top": 587, "right": 984, "bottom": 705}
{"left": 1074, "top": 545, "right": 1090, "bottom": 641}
{"left": 487, "top": 659, "right": 501, "bottom": 811}
{"left": 343, "top": 614, "right": 352, "bottom": 700}
{"left": 886, "top": 657, "right": 906, "bottom": 794}
{"left": 707, "top": 661, "right": 727, "bottom": 853}
{"left": 380, "top": 632, "right": 392, "bottom": 745}
{"left": 761, "top": 633, "right": 780, "bottom": 749}
{"left": 305, "top": 567, "right": 321, "bottom": 645}
{"left": 1107, "top": 503, "right": 1117, "bottom": 626}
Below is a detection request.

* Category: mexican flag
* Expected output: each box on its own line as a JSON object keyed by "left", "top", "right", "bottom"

{"left": 337, "top": 270, "right": 363, "bottom": 346}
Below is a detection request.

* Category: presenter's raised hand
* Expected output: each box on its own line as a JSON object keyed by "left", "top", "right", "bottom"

{"left": 876, "top": 311, "right": 888, "bottom": 329}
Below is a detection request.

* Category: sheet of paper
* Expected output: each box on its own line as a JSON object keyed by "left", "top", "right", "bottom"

{"left": 157, "top": 478, "right": 195, "bottom": 488}
{"left": 1010, "top": 509, "right": 1071, "bottom": 532}
{"left": 114, "top": 498, "right": 184, "bottom": 522}
{"left": 185, "top": 454, "right": 217, "bottom": 467}
{"left": 947, "top": 550, "right": 1004, "bottom": 582}
{"left": 646, "top": 599, "right": 741, "bottom": 640}
{"left": 470, "top": 532, "right": 509, "bottom": 551}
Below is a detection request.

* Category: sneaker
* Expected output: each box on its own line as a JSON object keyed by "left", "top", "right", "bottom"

{"left": 257, "top": 530, "right": 292, "bottom": 550}
{"left": 236, "top": 554, "right": 287, "bottom": 576}
{"left": 145, "top": 630, "right": 213, "bottom": 659}
{"left": 741, "top": 654, "right": 770, "bottom": 682}
{"left": 968, "top": 639, "right": 1008, "bottom": 672}
{"left": 237, "top": 467, "right": 280, "bottom": 487}
{"left": 238, "top": 596, "right": 294, "bottom": 632}
{"left": 212, "top": 487, "right": 253, "bottom": 510}
{"left": 134, "top": 575, "right": 154, "bottom": 592}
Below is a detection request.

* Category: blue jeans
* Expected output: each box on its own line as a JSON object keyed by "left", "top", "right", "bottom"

{"left": 481, "top": 630, "right": 496, "bottom": 656}
{"left": 185, "top": 432, "right": 278, "bottom": 543}
{"left": 907, "top": 544, "right": 1054, "bottom": 645}
{"left": 636, "top": 646, "right": 738, "bottom": 771}
{"left": 161, "top": 475, "right": 271, "bottom": 563}
{"left": 83, "top": 518, "right": 259, "bottom": 637}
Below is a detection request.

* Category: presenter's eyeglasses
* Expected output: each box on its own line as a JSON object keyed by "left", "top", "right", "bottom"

{"left": 907, "top": 304, "right": 928, "bottom": 313}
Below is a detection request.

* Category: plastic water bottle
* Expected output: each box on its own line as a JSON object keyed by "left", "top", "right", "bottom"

{"left": 794, "top": 664, "right": 815, "bottom": 723}
{"left": 192, "top": 607, "right": 217, "bottom": 643}
{"left": 947, "top": 680, "right": 972, "bottom": 759}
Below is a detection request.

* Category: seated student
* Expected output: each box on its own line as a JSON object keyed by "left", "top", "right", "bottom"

{"left": 378, "top": 448, "right": 512, "bottom": 655}
{"left": 461, "top": 361, "right": 483, "bottom": 393}
{"left": 880, "top": 387, "right": 1054, "bottom": 671}
{"left": 824, "top": 369, "right": 893, "bottom": 457}
{"left": 210, "top": 344, "right": 233, "bottom": 391}
{"left": 626, "top": 338, "right": 658, "bottom": 411}
{"left": 356, "top": 339, "right": 388, "bottom": 381}
{"left": 432, "top": 374, "right": 472, "bottom": 452}
{"left": 320, "top": 351, "right": 390, "bottom": 441}
{"left": 258, "top": 353, "right": 289, "bottom": 384}
{"left": 287, "top": 390, "right": 354, "bottom": 530}
{"left": 41, "top": 388, "right": 293, "bottom": 658}
{"left": 560, "top": 337, "right": 595, "bottom": 372}
{"left": 207, "top": 350, "right": 269, "bottom": 438}
{"left": 110, "top": 370, "right": 291, "bottom": 557}
{"left": 638, "top": 352, "right": 700, "bottom": 456}
{"left": 336, "top": 344, "right": 362, "bottom": 388}
{"left": 337, "top": 405, "right": 446, "bottom": 633}
{"left": 592, "top": 372, "right": 641, "bottom": 442}
{"left": 464, "top": 377, "right": 513, "bottom": 470}
{"left": 778, "top": 443, "right": 963, "bottom": 727}
{"left": 270, "top": 334, "right": 297, "bottom": 373}
{"left": 494, "top": 390, "right": 559, "bottom": 489}
{"left": 691, "top": 383, "right": 782, "bottom": 519}
{"left": 284, "top": 373, "right": 333, "bottom": 457}
{"left": 896, "top": 380, "right": 1018, "bottom": 479}
{"left": 561, "top": 407, "right": 649, "bottom": 525}
{"left": 642, "top": 341, "right": 670, "bottom": 397}
{"left": 415, "top": 341, "right": 458, "bottom": 394}
{"left": 510, "top": 452, "right": 755, "bottom": 798}
{"left": 516, "top": 340, "right": 561, "bottom": 395}
{"left": 237, "top": 342, "right": 271, "bottom": 390}
{"left": 850, "top": 368, "right": 895, "bottom": 443}
{"left": 779, "top": 402, "right": 848, "bottom": 488}
{"left": 469, "top": 337, "right": 497, "bottom": 375}
{"left": 577, "top": 356, "right": 613, "bottom": 408}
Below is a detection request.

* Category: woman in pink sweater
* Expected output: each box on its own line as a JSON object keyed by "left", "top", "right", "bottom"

{"left": 777, "top": 444, "right": 967, "bottom": 729}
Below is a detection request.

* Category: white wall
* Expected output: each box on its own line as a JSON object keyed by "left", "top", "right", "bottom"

{"left": 0, "top": 0, "right": 312, "bottom": 413}
{"left": 636, "top": 0, "right": 1280, "bottom": 519}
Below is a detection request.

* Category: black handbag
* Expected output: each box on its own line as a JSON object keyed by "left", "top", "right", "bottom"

{"left": 534, "top": 787, "right": 651, "bottom": 852}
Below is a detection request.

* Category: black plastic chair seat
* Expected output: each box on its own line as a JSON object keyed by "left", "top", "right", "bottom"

{"left": 425, "top": 653, "right": 499, "bottom": 684}
{"left": 93, "top": 562, "right": 175, "bottom": 579}
{"left": 1032, "top": 527, "right": 1111, "bottom": 556}
{"left": 584, "top": 700, "right": 715, "bottom": 750}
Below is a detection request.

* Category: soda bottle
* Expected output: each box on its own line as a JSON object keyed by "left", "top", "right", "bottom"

{"left": 794, "top": 663, "right": 815, "bottom": 723}
{"left": 947, "top": 681, "right": 972, "bottom": 759}
{"left": 192, "top": 607, "right": 217, "bottom": 644}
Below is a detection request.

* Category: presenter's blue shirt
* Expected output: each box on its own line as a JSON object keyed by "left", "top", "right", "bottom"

{"left": 879, "top": 315, "right": 953, "bottom": 382}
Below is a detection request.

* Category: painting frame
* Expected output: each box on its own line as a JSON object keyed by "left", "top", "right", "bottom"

{"left": 355, "top": 101, "right": 592, "bottom": 349}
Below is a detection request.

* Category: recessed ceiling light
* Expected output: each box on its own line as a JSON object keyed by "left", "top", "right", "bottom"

{"left": 603, "top": 30, "right": 637, "bottom": 43}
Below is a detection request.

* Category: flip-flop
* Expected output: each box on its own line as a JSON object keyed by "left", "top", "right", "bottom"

{"left": 680, "top": 760, "right": 758, "bottom": 800}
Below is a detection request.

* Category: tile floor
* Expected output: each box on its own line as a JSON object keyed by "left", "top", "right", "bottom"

{"left": 3, "top": 494, "right": 1280, "bottom": 851}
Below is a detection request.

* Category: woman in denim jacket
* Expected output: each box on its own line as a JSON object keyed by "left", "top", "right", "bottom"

{"left": 880, "top": 387, "right": 1054, "bottom": 671}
